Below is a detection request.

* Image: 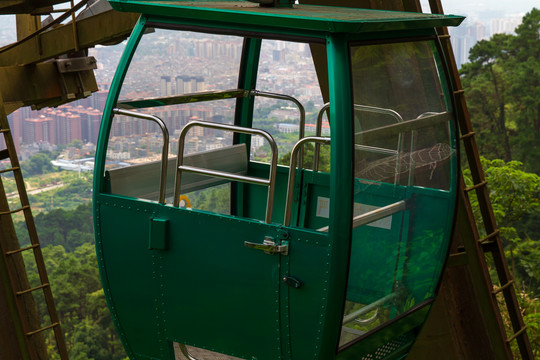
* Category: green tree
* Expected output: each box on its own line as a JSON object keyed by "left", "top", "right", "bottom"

{"left": 21, "top": 152, "right": 54, "bottom": 176}
{"left": 461, "top": 33, "right": 514, "bottom": 161}
{"left": 68, "top": 139, "right": 83, "bottom": 149}
{"left": 461, "top": 9, "right": 540, "bottom": 173}
{"left": 464, "top": 158, "right": 540, "bottom": 356}
{"left": 15, "top": 202, "right": 94, "bottom": 250}
{"left": 26, "top": 244, "right": 126, "bottom": 360}
{"left": 463, "top": 157, "right": 540, "bottom": 290}
{"left": 506, "top": 8, "right": 540, "bottom": 172}
{"left": 279, "top": 142, "right": 331, "bottom": 172}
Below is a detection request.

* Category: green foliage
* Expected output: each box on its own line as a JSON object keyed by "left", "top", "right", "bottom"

{"left": 24, "top": 244, "right": 126, "bottom": 360}
{"left": 468, "top": 158, "right": 540, "bottom": 235}
{"left": 521, "top": 291, "right": 540, "bottom": 358}
{"left": 189, "top": 184, "right": 230, "bottom": 214}
{"left": 21, "top": 152, "right": 55, "bottom": 176}
{"left": 54, "top": 177, "right": 92, "bottom": 198}
{"left": 15, "top": 202, "right": 94, "bottom": 251}
{"left": 461, "top": 8, "right": 540, "bottom": 173}
{"left": 23, "top": 171, "right": 93, "bottom": 213}
{"left": 463, "top": 156, "right": 540, "bottom": 357}
{"left": 278, "top": 142, "right": 331, "bottom": 172}
{"left": 461, "top": 12, "right": 540, "bottom": 350}
{"left": 68, "top": 139, "right": 83, "bottom": 149}
{"left": 463, "top": 157, "right": 540, "bottom": 247}
{"left": 463, "top": 157, "right": 540, "bottom": 355}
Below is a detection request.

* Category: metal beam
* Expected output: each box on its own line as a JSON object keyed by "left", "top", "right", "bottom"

{"left": 0, "top": 10, "right": 139, "bottom": 66}
{"left": 0, "top": 60, "right": 98, "bottom": 113}
{"left": 0, "top": 0, "right": 60, "bottom": 15}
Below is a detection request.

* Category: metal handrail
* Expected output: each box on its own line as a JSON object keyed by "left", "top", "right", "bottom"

{"left": 342, "top": 291, "right": 401, "bottom": 325}
{"left": 354, "top": 104, "right": 404, "bottom": 185}
{"left": 284, "top": 136, "right": 331, "bottom": 227}
{"left": 250, "top": 90, "right": 306, "bottom": 168}
{"left": 117, "top": 89, "right": 250, "bottom": 109}
{"left": 118, "top": 87, "right": 308, "bottom": 169}
{"left": 354, "top": 112, "right": 449, "bottom": 142}
{"left": 313, "top": 103, "right": 330, "bottom": 171}
{"left": 173, "top": 120, "right": 278, "bottom": 224}
{"left": 112, "top": 108, "right": 169, "bottom": 204}
{"left": 317, "top": 200, "right": 407, "bottom": 233}
{"left": 312, "top": 104, "right": 406, "bottom": 174}
{"left": 354, "top": 104, "right": 403, "bottom": 123}
{"left": 407, "top": 112, "right": 440, "bottom": 186}
{"left": 178, "top": 344, "right": 198, "bottom": 360}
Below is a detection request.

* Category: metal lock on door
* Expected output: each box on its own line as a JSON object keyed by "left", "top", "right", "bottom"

{"left": 244, "top": 236, "right": 289, "bottom": 255}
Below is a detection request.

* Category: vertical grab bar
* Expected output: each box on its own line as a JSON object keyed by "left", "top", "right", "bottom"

{"left": 284, "top": 136, "right": 331, "bottom": 227}
{"left": 313, "top": 103, "right": 330, "bottom": 171}
{"left": 112, "top": 108, "right": 169, "bottom": 204}
{"left": 173, "top": 120, "right": 278, "bottom": 224}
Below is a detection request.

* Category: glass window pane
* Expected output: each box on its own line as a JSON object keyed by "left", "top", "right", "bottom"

{"left": 253, "top": 39, "right": 326, "bottom": 167}
{"left": 249, "top": 39, "right": 330, "bottom": 229}
{"left": 341, "top": 40, "right": 456, "bottom": 347}
{"left": 105, "top": 28, "right": 243, "bottom": 211}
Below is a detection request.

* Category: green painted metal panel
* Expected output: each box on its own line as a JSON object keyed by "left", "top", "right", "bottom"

{"left": 97, "top": 195, "right": 280, "bottom": 359}
{"left": 96, "top": 198, "right": 168, "bottom": 359}
{"left": 109, "top": 1, "right": 464, "bottom": 34}
{"left": 286, "top": 231, "right": 332, "bottom": 359}
{"left": 322, "top": 32, "right": 355, "bottom": 359}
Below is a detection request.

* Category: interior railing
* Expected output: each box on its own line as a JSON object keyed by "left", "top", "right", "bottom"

{"left": 173, "top": 120, "right": 278, "bottom": 224}
{"left": 111, "top": 108, "right": 170, "bottom": 204}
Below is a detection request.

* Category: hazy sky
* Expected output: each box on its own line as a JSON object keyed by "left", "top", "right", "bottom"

{"left": 424, "top": 0, "right": 538, "bottom": 19}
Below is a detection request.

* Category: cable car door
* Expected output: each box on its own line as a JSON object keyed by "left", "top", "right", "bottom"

{"left": 96, "top": 149, "right": 287, "bottom": 360}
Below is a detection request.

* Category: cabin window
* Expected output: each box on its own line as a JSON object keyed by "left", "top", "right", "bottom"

{"left": 244, "top": 39, "right": 330, "bottom": 228}
{"left": 340, "top": 40, "right": 456, "bottom": 347}
{"left": 104, "top": 28, "right": 244, "bottom": 213}
{"left": 252, "top": 39, "right": 327, "bottom": 166}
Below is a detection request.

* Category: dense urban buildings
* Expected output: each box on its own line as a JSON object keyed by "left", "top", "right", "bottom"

{"left": 449, "top": 14, "right": 523, "bottom": 68}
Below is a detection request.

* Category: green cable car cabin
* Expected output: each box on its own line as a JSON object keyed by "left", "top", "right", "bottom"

{"left": 93, "top": 1, "right": 464, "bottom": 359}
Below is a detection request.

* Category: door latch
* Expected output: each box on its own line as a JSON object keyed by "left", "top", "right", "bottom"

{"left": 244, "top": 236, "right": 289, "bottom": 255}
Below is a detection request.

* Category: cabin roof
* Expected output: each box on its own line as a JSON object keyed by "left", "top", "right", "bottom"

{"left": 108, "top": 1, "right": 464, "bottom": 33}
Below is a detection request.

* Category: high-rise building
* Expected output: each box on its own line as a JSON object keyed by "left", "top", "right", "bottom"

{"left": 92, "top": 89, "right": 109, "bottom": 111}
{"left": 23, "top": 116, "right": 55, "bottom": 144}
{"left": 80, "top": 107, "right": 101, "bottom": 143}
{"left": 67, "top": 114, "right": 82, "bottom": 144}
{"left": 160, "top": 76, "right": 172, "bottom": 97}
{"left": 8, "top": 112, "right": 23, "bottom": 151}
{"left": 491, "top": 15, "right": 522, "bottom": 35}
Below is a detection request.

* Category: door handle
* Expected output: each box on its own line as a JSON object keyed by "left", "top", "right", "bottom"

{"left": 244, "top": 236, "right": 289, "bottom": 255}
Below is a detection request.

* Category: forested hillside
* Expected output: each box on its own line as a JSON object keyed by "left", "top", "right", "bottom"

{"left": 20, "top": 204, "right": 127, "bottom": 360}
